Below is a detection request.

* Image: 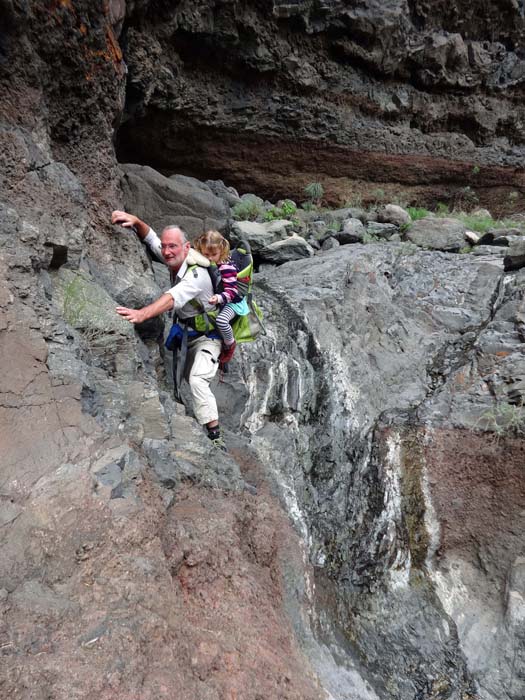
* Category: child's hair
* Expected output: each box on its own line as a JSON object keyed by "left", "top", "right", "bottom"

{"left": 193, "top": 230, "right": 230, "bottom": 264}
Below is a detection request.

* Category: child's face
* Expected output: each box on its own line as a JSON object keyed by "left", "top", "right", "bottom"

{"left": 204, "top": 246, "right": 221, "bottom": 263}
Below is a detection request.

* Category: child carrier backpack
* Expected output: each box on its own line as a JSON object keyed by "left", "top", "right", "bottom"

{"left": 190, "top": 240, "right": 265, "bottom": 343}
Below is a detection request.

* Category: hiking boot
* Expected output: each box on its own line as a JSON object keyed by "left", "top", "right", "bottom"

{"left": 219, "top": 340, "right": 236, "bottom": 368}
{"left": 210, "top": 434, "right": 227, "bottom": 452}
{"left": 207, "top": 426, "right": 227, "bottom": 452}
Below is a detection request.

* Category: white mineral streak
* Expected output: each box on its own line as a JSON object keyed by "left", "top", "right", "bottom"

{"left": 242, "top": 361, "right": 275, "bottom": 433}
{"left": 384, "top": 432, "right": 411, "bottom": 589}
{"left": 239, "top": 335, "right": 392, "bottom": 699}
{"left": 420, "top": 428, "right": 441, "bottom": 570}
{"left": 326, "top": 351, "right": 361, "bottom": 431}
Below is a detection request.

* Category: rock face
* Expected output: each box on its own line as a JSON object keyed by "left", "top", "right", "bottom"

{"left": 116, "top": 0, "right": 525, "bottom": 213}
{"left": 3, "top": 4, "right": 525, "bottom": 700}
{"left": 219, "top": 243, "right": 525, "bottom": 700}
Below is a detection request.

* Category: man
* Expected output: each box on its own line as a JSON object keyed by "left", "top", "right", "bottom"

{"left": 111, "top": 210, "right": 225, "bottom": 449}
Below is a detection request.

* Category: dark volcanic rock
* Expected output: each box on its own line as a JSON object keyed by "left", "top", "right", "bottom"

{"left": 120, "top": 164, "right": 230, "bottom": 238}
{"left": 116, "top": 0, "right": 525, "bottom": 213}
{"left": 3, "top": 3, "right": 525, "bottom": 700}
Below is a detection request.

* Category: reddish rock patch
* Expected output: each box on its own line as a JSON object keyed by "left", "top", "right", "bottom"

{"left": 424, "top": 428, "right": 525, "bottom": 589}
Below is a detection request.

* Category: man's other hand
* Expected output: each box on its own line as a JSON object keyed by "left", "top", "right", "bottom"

{"left": 116, "top": 306, "right": 146, "bottom": 324}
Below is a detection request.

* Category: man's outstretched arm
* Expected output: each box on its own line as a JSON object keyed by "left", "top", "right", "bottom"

{"left": 111, "top": 210, "right": 150, "bottom": 240}
{"left": 116, "top": 293, "right": 174, "bottom": 324}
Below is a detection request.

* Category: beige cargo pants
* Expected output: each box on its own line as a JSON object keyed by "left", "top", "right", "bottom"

{"left": 185, "top": 335, "right": 222, "bottom": 425}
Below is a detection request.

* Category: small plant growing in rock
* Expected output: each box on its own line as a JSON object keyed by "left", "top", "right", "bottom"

{"left": 327, "top": 220, "right": 341, "bottom": 232}
{"left": 232, "top": 200, "right": 263, "bottom": 221}
{"left": 435, "top": 202, "right": 450, "bottom": 217}
{"left": 476, "top": 401, "right": 525, "bottom": 445}
{"left": 263, "top": 199, "right": 297, "bottom": 222}
{"left": 457, "top": 212, "right": 495, "bottom": 233}
{"left": 304, "top": 182, "right": 324, "bottom": 207}
{"left": 370, "top": 188, "right": 386, "bottom": 204}
{"left": 263, "top": 207, "right": 280, "bottom": 222}
{"left": 408, "top": 207, "right": 429, "bottom": 221}
{"left": 301, "top": 200, "right": 317, "bottom": 212}
{"left": 453, "top": 186, "right": 479, "bottom": 211}
{"left": 279, "top": 199, "right": 297, "bottom": 218}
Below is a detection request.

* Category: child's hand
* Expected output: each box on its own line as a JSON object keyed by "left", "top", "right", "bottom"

{"left": 209, "top": 295, "right": 219, "bottom": 305}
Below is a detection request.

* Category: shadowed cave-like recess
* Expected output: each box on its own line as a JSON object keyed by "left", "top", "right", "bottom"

{"left": 115, "top": 0, "right": 525, "bottom": 212}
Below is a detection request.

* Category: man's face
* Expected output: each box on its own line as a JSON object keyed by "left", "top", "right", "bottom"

{"left": 161, "top": 228, "right": 190, "bottom": 272}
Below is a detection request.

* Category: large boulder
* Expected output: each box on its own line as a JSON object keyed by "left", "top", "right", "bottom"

{"left": 377, "top": 204, "right": 411, "bottom": 227}
{"left": 259, "top": 233, "right": 315, "bottom": 264}
{"left": 120, "top": 164, "right": 230, "bottom": 238}
{"left": 205, "top": 179, "right": 242, "bottom": 207}
{"left": 338, "top": 217, "right": 366, "bottom": 243}
{"left": 231, "top": 219, "right": 294, "bottom": 252}
{"left": 406, "top": 218, "right": 468, "bottom": 252}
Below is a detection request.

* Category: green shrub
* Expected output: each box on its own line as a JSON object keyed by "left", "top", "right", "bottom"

{"left": 408, "top": 207, "right": 430, "bottom": 221}
{"left": 304, "top": 182, "right": 324, "bottom": 206}
{"left": 435, "top": 202, "right": 450, "bottom": 217}
{"left": 232, "top": 200, "right": 263, "bottom": 221}
{"left": 263, "top": 199, "right": 297, "bottom": 222}
{"left": 457, "top": 212, "right": 525, "bottom": 234}
{"left": 263, "top": 207, "right": 280, "bottom": 222}
{"left": 300, "top": 201, "right": 317, "bottom": 212}
{"left": 280, "top": 199, "right": 297, "bottom": 218}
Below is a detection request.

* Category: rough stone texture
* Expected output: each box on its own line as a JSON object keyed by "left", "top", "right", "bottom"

{"left": 215, "top": 242, "right": 525, "bottom": 700}
{"left": 120, "top": 164, "right": 230, "bottom": 238}
{"left": 504, "top": 238, "right": 525, "bottom": 270}
{"left": 116, "top": 0, "right": 525, "bottom": 214}
{"left": 0, "top": 6, "right": 325, "bottom": 699}
{"left": 260, "top": 233, "right": 315, "bottom": 264}
{"left": 366, "top": 222, "right": 399, "bottom": 239}
{"left": 376, "top": 204, "right": 411, "bottom": 227}
{"left": 3, "top": 4, "right": 525, "bottom": 700}
{"left": 321, "top": 237, "right": 340, "bottom": 251}
{"left": 406, "top": 217, "right": 468, "bottom": 251}
{"left": 231, "top": 218, "right": 294, "bottom": 251}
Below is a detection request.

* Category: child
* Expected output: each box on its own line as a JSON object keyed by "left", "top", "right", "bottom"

{"left": 193, "top": 230, "right": 250, "bottom": 366}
